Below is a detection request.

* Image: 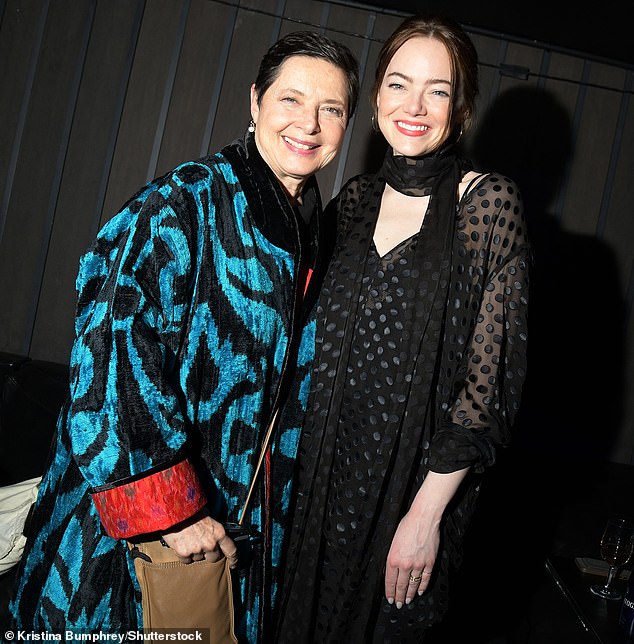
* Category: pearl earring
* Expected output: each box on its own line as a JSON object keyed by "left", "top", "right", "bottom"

{"left": 248, "top": 119, "right": 255, "bottom": 133}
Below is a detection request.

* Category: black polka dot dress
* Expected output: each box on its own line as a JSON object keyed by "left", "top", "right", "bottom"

{"left": 276, "top": 168, "right": 530, "bottom": 643}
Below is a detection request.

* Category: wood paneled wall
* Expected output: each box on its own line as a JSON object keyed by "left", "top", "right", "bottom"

{"left": 1, "top": 0, "right": 632, "bottom": 465}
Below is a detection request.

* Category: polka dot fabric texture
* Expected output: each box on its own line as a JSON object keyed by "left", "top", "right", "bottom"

{"left": 277, "top": 169, "right": 530, "bottom": 643}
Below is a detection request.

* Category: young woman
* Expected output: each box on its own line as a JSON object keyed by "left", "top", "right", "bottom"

{"left": 276, "top": 15, "right": 530, "bottom": 643}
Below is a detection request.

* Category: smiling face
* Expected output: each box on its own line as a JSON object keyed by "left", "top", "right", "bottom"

{"left": 376, "top": 36, "right": 453, "bottom": 157}
{"left": 250, "top": 55, "right": 349, "bottom": 200}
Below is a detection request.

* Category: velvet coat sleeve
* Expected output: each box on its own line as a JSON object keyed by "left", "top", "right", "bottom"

{"left": 68, "top": 165, "right": 210, "bottom": 538}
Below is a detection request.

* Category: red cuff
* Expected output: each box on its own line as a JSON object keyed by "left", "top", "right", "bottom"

{"left": 91, "top": 459, "right": 207, "bottom": 539}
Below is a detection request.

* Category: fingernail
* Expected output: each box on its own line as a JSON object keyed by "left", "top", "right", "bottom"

{"left": 396, "top": 601, "right": 402, "bottom": 609}
{"left": 405, "top": 598, "right": 411, "bottom": 605}
{"left": 417, "top": 590, "right": 424, "bottom": 596}
{"left": 387, "top": 598, "right": 394, "bottom": 605}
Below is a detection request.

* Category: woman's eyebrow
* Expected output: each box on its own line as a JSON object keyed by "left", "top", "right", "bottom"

{"left": 280, "top": 87, "right": 345, "bottom": 106}
{"left": 386, "top": 71, "right": 452, "bottom": 86}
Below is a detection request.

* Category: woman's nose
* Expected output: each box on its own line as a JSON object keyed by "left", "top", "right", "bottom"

{"left": 298, "top": 108, "right": 320, "bottom": 133}
{"left": 404, "top": 93, "right": 426, "bottom": 116}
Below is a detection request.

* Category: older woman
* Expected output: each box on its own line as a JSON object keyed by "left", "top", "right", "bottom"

{"left": 7, "top": 31, "right": 358, "bottom": 643}
{"left": 276, "top": 15, "right": 529, "bottom": 643}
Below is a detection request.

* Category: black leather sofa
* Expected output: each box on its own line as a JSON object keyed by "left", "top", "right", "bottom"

{"left": 0, "top": 352, "right": 69, "bottom": 625}
{"left": 0, "top": 353, "right": 69, "bottom": 487}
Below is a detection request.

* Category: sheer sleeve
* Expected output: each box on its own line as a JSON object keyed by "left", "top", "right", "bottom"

{"left": 428, "top": 174, "right": 530, "bottom": 474}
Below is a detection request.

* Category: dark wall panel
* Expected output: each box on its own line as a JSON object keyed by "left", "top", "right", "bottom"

{"left": 284, "top": 0, "right": 328, "bottom": 26}
{"left": 0, "top": 0, "right": 93, "bottom": 353}
{"left": 207, "top": 1, "right": 280, "bottom": 155}
{"left": 0, "top": 0, "right": 44, "bottom": 211}
{"left": 101, "top": 0, "right": 185, "bottom": 223}
{"left": 156, "top": 0, "right": 236, "bottom": 174}
{"left": 608, "top": 83, "right": 634, "bottom": 287}
{"left": 564, "top": 66, "right": 625, "bottom": 234}
{"left": 30, "top": 0, "right": 145, "bottom": 359}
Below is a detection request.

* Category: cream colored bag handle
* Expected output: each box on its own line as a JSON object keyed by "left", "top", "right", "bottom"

{"left": 239, "top": 408, "right": 279, "bottom": 526}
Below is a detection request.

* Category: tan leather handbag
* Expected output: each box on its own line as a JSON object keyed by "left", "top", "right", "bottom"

{"left": 131, "top": 539, "right": 236, "bottom": 642}
{"left": 129, "top": 411, "right": 278, "bottom": 642}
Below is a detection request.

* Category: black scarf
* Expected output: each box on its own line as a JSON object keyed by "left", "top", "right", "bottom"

{"left": 379, "top": 146, "right": 457, "bottom": 196}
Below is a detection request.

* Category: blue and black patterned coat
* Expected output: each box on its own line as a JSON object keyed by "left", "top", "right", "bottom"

{"left": 8, "top": 134, "right": 322, "bottom": 642}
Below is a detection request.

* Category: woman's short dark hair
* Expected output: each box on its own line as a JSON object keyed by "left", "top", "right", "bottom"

{"left": 253, "top": 31, "right": 360, "bottom": 120}
{"left": 371, "top": 14, "right": 479, "bottom": 141}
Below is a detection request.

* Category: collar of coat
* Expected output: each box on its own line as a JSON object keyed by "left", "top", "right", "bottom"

{"left": 220, "top": 131, "right": 321, "bottom": 255}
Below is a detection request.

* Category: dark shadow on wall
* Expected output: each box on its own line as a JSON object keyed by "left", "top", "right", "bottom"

{"left": 468, "top": 85, "right": 626, "bottom": 464}
{"left": 435, "top": 86, "right": 628, "bottom": 643}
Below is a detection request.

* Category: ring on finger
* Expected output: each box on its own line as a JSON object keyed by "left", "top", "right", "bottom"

{"left": 408, "top": 573, "right": 422, "bottom": 584}
{"left": 422, "top": 570, "right": 432, "bottom": 576}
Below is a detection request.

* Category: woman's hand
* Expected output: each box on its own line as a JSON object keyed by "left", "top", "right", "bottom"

{"left": 384, "top": 511, "right": 440, "bottom": 608}
{"left": 384, "top": 468, "right": 470, "bottom": 608}
{"left": 160, "top": 511, "right": 239, "bottom": 568}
